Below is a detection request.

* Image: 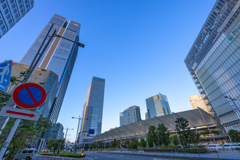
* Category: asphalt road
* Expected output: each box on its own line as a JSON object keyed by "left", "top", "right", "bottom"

{"left": 36, "top": 151, "right": 179, "bottom": 160}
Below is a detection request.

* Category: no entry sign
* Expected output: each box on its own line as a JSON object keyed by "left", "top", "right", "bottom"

{"left": 12, "top": 83, "right": 47, "bottom": 109}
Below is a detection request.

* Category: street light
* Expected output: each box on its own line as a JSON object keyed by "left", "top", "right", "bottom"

{"left": 64, "top": 128, "right": 74, "bottom": 141}
{"left": 72, "top": 116, "right": 87, "bottom": 153}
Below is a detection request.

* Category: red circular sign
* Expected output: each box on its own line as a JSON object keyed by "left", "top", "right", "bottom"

{"left": 13, "top": 83, "right": 47, "bottom": 109}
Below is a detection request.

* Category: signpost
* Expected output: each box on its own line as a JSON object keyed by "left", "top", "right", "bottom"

{"left": 0, "top": 106, "right": 40, "bottom": 121}
{"left": 0, "top": 60, "right": 12, "bottom": 92}
{"left": 0, "top": 83, "right": 47, "bottom": 159}
{"left": 89, "top": 129, "right": 95, "bottom": 134}
{"left": 12, "top": 83, "right": 47, "bottom": 109}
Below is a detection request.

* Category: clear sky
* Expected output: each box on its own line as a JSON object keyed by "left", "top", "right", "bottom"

{"left": 0, "top": 0, "right": 216, "bottom": 142}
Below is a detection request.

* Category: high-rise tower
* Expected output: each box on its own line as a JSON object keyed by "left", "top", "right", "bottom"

{"left": 20, "top": 14, "right": 81, "bottom": 123}
{"left": 185, "top": 0, "right": 240, "bottom": 131}
{"left": 79, "top": 77, "right": 105, "bottom": 145}
{"left": 146, "top": 93, "right": 171, "bottom": 118}
{"left": 189, "top": 94, "right": 212, "bottom": 113}
{"left": 0, "top": 0, "right": 34, "bottom": 38}
{"left": 120, "top": 105, "right": 141, "bottom": 126}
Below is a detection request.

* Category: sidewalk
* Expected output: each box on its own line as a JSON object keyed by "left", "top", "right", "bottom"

{"left": 97, "top": 150, "right": 240, "bottom": 160}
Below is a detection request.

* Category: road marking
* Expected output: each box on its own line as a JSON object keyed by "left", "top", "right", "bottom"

{"left": 95, "top": 157, "right": 98, "bottom": 158}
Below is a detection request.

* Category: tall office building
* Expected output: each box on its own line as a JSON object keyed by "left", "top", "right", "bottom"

{"left": 146, "top": 93, "right": 171, "bottom": 118}
{"left": 120, "top": 105, "right": 141, "bottom": 126}
{"left": 185, "top": 0, "right": 240, "bottom": 131}
{"left": 189, "top": 94, "right": 212, "bottom": 113}
{"left": 20, "top": 14, "right": 81, "bottom": 123}
{"left": 79, "top": 77, "right": 105, "bottom": 145}
{"left": 0, "top": 0, "right": 34, "bottom": 38}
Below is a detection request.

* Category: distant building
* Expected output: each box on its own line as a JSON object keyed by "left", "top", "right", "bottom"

{"left": 146, "top": 93, "right": 171, "bottom": 118}
{"left": 79, "top": 77, "right": 105, "bottom": 145}
{"left": 189, "top": 94, "right": 212, "bottom": 113}
{"left": 145, "top": 112, "right": 149, "bottom": 120}
{"left": 49, "top": 123, "right": 64, "bottom": 140}
{"left": 120, "top": 105, "right": 141, "bottom": 126}
{"left": 0, "top": 0, "right": 34, "bottom": 38}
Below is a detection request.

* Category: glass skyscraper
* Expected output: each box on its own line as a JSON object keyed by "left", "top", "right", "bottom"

{"left": 20, "top": 14, "right": 81, "bottom": 123}
{"left": 79, "top": 77, "right": 105, "bottom": 145}
{"left": 185, "top": 0, "right": 240, "bottom": 131}
{"left": 146, "top": 93, "right": 171, "bottom": 118}
{"left": 120, "top": 105, "right": 141, "bottom": 126}
{"left": 0, "top": 0, "right": 34, "bottom": 38}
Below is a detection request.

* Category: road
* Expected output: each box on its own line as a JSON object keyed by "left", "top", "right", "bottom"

{"left": 36, "top": 151, "right": 181, "bottom": 160}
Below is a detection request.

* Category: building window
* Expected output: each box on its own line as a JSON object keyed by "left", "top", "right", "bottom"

{"left": 2, "top": 3, "right": 6, "bottom": 9}
{"left": 4, "top": 9, "right": 8, "bottom": 14}
{"left": 6, "top": 14, "right": 10, "bottom": 19}
{"left": 12, "top": 4, "right": 15, "bottom": 8}
{"left": 1, "top": 25, "right": 5, "bottom": 30}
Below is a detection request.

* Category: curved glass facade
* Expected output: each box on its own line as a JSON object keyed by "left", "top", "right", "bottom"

{"left": 185, "top": 0, "right": 240, "bottom": 131}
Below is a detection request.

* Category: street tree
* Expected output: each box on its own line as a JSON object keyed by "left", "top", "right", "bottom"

{"left": 156, "top": 123, "right": 170, "bottom": 147}
{"left": 175, "top": 117, "right": 200, "bottom": 146}
{"left": 139, "top": 138, "right": 146, "bottom": 148}
{"left": 147, "top": 126, "right": 157, "bottom": 147}
{"left": 228, "top": 129, "right": 240, "bottom": 142}
{"left": 47, "top": 139, "right": 65, "bottom": 153}
{"left": 170, "top": 135, "right": 179, "bottom": 145}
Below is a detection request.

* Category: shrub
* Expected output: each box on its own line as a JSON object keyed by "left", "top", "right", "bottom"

{"left": 167, "top": 144, "right": 178, "bottom": 148}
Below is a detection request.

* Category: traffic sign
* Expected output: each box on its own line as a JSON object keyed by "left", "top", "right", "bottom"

{"left": 0, "top": 60, "right": 12, "bottom": 92}
{"left": 0, "top": 106, "right": 40, "bottom": 121}
{"left": 12, "top": 83, "right": 47, "bottom": 109}
{"left": 89, "top": 129, "right": 95, "bottom": 134}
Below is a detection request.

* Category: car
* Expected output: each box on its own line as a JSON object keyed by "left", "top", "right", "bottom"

{"left": 14, "top": 148, "right": 38, "bottom": 160}
{"left": 223, "top": 143, "right": 240, "bottom": 149}
{"left": 206, "top": 144, "right": 223, "bottom": 150}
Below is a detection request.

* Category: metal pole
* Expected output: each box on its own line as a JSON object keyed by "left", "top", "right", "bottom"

{"left": 0, "top": 118, "right": 20, "bottom": 159}
{"left": 64, "top": 128, "right": 69, "bottom": 141}
{"left": 197, "top": 108, "right": 216, "bottom": 144}
{"left": 74, "top": 116, "right": 81, "bottom": 153}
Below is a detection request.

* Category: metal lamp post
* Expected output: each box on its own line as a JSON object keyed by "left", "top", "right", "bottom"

{"left": 72, "top": 116, "right": 81, "bottom": 153}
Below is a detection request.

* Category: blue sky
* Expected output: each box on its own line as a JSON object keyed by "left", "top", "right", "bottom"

{"left": 0, "top": 0, "right": 215, "bottom": 142}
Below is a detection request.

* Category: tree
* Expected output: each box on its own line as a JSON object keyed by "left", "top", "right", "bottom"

{"left": 0, "top": 116, "right": 51, "bottom": 159}
{"left": 147, "top": 126, "right": 157, "bottom": 147}
{"left": 140, "top": 138, "right": 146, "bottom": 148}
{"left": 156, "top": 123, "right": 170, "bottom": 147}
{"left": 84, "top": 144, "right": 89, "bottom": 150}
{"left": 170, "top": 135, "right": 179, "bottom": 145}
{"left": 91, "top": 143, "right": 97, "bottom": 149}
{"left": 129, "top": 138, "right": 138, "bottom": 149}
{"left": 47, "top": 139, "right": 64, "bottom": 153}
{"left": 0, "top": 68, "right": 51, "bottom": 159}
{"left": 175, "top": 117, "right": 200, "bottom": 146}
{"left": 228, "top": 129, "right": 240, "bottom": 142}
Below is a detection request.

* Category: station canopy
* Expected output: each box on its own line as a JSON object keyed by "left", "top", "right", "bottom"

{"left": 92, "top": 109, "right": 218, "bottom": 142}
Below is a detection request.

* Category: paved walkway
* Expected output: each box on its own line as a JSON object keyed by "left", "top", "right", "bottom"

{"left": 98, "top": 150, "right": 240, "bottom": 159}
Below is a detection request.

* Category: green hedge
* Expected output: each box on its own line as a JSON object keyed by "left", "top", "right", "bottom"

{"left": 41, "top": 152, "right": 86, "bottom": 158}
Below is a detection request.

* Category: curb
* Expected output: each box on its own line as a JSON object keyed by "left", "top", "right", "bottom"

{"left": 96, "top": 151, "right": 232, "bottom": 160}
